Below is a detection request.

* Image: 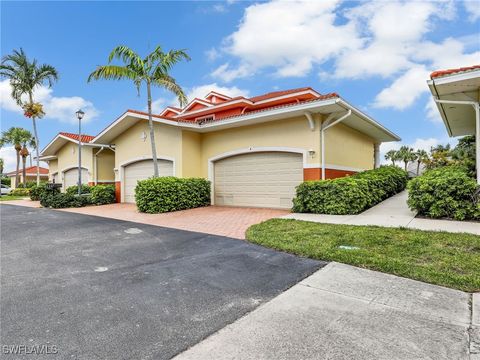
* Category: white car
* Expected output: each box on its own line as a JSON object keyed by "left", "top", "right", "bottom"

{"left": 1, "top": 185, "right": 12, "bottom": 195}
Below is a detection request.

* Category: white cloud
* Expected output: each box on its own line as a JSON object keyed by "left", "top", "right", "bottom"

{"left": 0, "top": 147, "right": 18, "bottom": 173}
{"left": 150, "top": 98, "right": 167, "bottom": 113}
{"left": 464, "top": 0, "right": 480, "bottom": 21}
{"left": 0, "top": 80, "right": 99, "bottom": 124}
{"left": 211, "top": 63, "right": 251, "bottom": 83}
{"left": 186, "top": 83, "right": 250, "bottom": 102}
{"left": 373, "top": 66, "right": 430, "bottom": 110}
{"left": 205, "top": 47, "right": 221, "bottom": 62}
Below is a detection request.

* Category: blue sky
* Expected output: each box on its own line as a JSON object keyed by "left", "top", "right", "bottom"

{"left": 1, "top": 0, "right": 479, "bottom": 171}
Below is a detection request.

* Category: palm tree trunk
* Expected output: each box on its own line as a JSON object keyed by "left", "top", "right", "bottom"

{"left": 146, "top": 81, "right": 159, "bottom": 177}
{"left": 22, "top": 155, "right": 27, "bottom": 186}
{"left": 404, "top": 161, "right": 408, "bottom": 172}
{"left": 29, "top": 93, "right": 41, "bottom": 185}
{"left": 416, "top": 161, "right": 420, "bottom": 175}
{"left": 15, "top": 147, "right": 20, "bottom": 188}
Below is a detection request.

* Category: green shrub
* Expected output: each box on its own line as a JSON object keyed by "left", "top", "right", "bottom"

{"left": 40, "top": 188, "right": 91, "bottom": 208}
{"left": 1, "top": 177, "right": 11, "bottom": 186}
{"left": 10, "top": 188, "right": 30, "bottom": 196}
{"left": 293, "top": 166, "right": 408, "bottom": 215}
{"left": 90, "top": 184, "right": 115, "bottom": 205}
{"left": 407, "top": 166, "right": 479, "bottom": 220}
{"left": 135, "top": 177, "right": 211, "bottom": 213}
{"left": 29, "top": 183, "right": 48, "bottom": 200}
{"left": 66, "top": 184, "right": 91, "bottom": 195}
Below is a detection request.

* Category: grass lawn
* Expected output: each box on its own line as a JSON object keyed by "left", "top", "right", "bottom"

{"left": 246, "top": 219, "right": 480, "bottom": 292}
{"left": 0, "top": 195, "right": 27, "bottom": 201}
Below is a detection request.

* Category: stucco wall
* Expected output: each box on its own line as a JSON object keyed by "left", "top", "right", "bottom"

{"left": 95, "top": 148, "right": 115, "bottom": 182}
{"left": 181, "top": 131, "right": 202, "bottom": 178}
{"left": 48, "top": 159, "right": 58, "bottom": 180}
{"left": 56, "top": 142, "right": 94, "bottom": 183}
{"left": 111, "top": 121, "right": 182, "bottom": 179}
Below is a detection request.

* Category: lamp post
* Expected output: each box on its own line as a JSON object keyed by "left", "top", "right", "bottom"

{"left": 75, "top": 109, "right": 85, "bottom": 196}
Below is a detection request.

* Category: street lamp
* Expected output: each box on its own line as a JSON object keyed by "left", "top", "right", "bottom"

{"left": 76, "top": 109, "right": 85, "bottom": 196}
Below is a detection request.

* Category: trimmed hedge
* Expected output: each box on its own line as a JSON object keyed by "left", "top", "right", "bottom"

{"left": 39, "top": 184, "right": 115, "bottom": 208}
{"left": 29, "top": 183, "right": 47, "bottom": 200}
{"left": 90, "top": 184, "right": 115, "bottom": 205}
{"left": 10, "top": 188, "right": 30, "bottom": 196}
{"left": 407, "top": 166, "right": 479, "bottom": 221}
{"left": 135, "top": 177, "right": 211, "bottom": 213}
{"left": 66, "top": 184, "right": 91, "bottom": 195}
{"left": 292, "top": 166, "right": 408, "bottom": 215}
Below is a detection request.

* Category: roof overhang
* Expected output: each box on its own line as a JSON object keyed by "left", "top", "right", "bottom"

{"left": 93, "top": 98, "right": 400, "bottom": 144}
{"left": 427, "top": 69, "right": 480, "bottom": 137}
{"left": 40, "top": 134, "right": 113, "bottom": 156}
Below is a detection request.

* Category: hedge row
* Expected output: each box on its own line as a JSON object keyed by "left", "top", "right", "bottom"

{"left": 135, "top": 177, "right": 210, "bottom": 213}
{"left": 292, "top": 166, "right": 408, "bottom": 214}
{"left": 37, "top": 184, "right": 116, "bottom": 208}
{"left": 10, "top": 188, "right": 30, "bottom": 196}
{"left": 407, "top": 166, "right": 479, "bottom": 221}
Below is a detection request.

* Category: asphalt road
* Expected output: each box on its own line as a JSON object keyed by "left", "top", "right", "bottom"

{"left": 0, "top": 205, "right": 323, "bottom": 360}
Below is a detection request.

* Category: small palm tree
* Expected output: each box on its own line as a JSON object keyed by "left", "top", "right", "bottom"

{"left": 0, "top": 48, "right": 58, "bottom": 185}
{"left": 88, "top": 45, "right": 190, "bottom": 177}
{"left": 0, "top": 158, "right": 4, "bottom": 175}
{"left": 415, "top": 149, "right": 429, "bottom": 175}
{"left": 385, "top": 150, "right": 400, "bottom": 166}
{"left": 0, "top": 127, "right": 33, "bottom": 187}
{"left": 398, "top": 146, "right": 416, "bottom": 172}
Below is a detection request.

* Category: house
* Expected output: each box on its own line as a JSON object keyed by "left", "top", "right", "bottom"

{"left": 39, "top": 132, "right": 115, "bottom": 190}
{"left": 7, "top": 166, "right": 49, "bottom": 188}
{"left": 427, "top": 65, "right": 480, "bottom": 184}
{"left": 81, "top": 87, "right": 399, "bottom": 208}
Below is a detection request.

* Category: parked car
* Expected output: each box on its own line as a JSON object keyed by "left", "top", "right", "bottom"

{"left": 1, "top": 184, "right": 12, "bottom": 195}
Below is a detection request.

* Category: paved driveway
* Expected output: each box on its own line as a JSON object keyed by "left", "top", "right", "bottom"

{"left": 60, "top": 204, "right": 288, "bottom": 239}
{"left": 0, "top": 205, "right": 321, "bottom": 359}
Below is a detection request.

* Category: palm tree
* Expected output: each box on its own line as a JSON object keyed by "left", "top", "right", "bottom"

{"left": 0, "top": 48, "right": 58, "bottom": 185}
{"left": 385, "top": 150, "right": 400, "bottom": 166}
{"left": 20, "top": 134, "right": 35, "bottom": 186}
{"left": 88, "top": 45, "right": 190, "bottom": 177}
{"left": 398, "top": 146, "right": 416, "bottom": 172}
{"left": 415, "top": 149, "right": 429, "bottom": 175}
{"left": 0, "top": 158, "right": 4, "bottom": 175}
{"left": 0, "top": 127, "right": 33, "bottom": 187}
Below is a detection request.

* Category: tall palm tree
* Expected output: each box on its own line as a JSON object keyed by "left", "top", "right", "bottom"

{"left": 0, "top": 127, "right": 33, "bottom": 187}
{"left": 20, "top": 134, "right": 35, "bottom": 186}
{"left": 398, "top": 146, "right": 416, "bottom": 172}
{"left": 0, "top": 48, "right": 58, "bottom": 185}
{"left": 415, "top": 149, "right": 429, "bottom": 175}
{"left": 88, "top": 45, "right": 190, "bottom": 177}
{"left": 385, "top": 150, "right": 400, "bottom": 166}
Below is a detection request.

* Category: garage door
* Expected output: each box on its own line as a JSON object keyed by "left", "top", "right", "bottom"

{"left": 63, "top": 168, "right": 88, "bottom": 190}
{"left": 124, "top": 159, "right": 174, "bottom": 203}
{"left": 214, "top": 152, "right": 303, "bottom": 209}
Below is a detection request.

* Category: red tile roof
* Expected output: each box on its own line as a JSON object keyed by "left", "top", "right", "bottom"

{"left": 59, "top": 132, "right": 95, "bottom": 143}
{"left": 249, "top": 87, "right": 315, "bottom": 102}
{"left": 430, "top": 65, "right": 480, "bottom": 79}
{"left": 7, "top": 166, "right": 49, "bottom": 176}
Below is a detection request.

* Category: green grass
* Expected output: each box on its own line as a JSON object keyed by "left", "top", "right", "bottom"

{"left": 0, "top": 195, "right": 27, "bottom": 201}
{"left": 246, "top": 219, "right": 480, "bottom": 292}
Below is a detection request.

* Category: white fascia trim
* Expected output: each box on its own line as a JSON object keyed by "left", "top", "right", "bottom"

{"left": 180, "top": 98, "right": 214, "bottom": 114}
{"left": 336, "top": 99, "right": 401, "bottom": 141}
{"left": 207, "top": 146, "right": 308, "bottom": 205}
{"left": 252, "top": 89, "right": 321, "bottom": 105}
{"left": 205, "top": 91, "right": 232, "bottom": 101}
{"left": 39, "top": 134, "right": 65, "bottom": 156}
{"left": 118, "top": 155, "right": 176, "bottom": 202}
{"left": 159, "top": 106, "right": 181, "bottom": 116}
{"left": 38, "top": 155, "right": 57, "bottom": 161}
{"left": 428, "top": 70, "right": 480, "bottom": 86}
{"left": 175, "top": 98, "right": 252, "bottom": 118}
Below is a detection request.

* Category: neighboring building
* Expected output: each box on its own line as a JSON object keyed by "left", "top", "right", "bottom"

{"left": 39, "top": 132, "right": 115, "bottom": 191}
{"left": 84, "top": 87, "right": 399, "bottom": 208}
{"left": 7, "top": 166, "right": 49, "bottom": 188}
{"left": 427, "top": 65, "right": 480, "bottom": 184}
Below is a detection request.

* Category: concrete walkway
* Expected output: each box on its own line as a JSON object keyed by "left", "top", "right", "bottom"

{"left": 174, "top": 262, "right": 480, "bottom": 360}
{"left": 282, "top": 191, "right": 480, "bottom": 235}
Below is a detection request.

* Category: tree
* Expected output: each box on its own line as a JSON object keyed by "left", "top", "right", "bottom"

{"left": 0, "top": 48, "right": 58, "bottom": 185}
{"left": 0, "top": 158, "right": 4, "bottom": 175}
{"left": 415, "top": 149, "right": 429, "bottom": 175}
{"left": 385, "top": 150, "right": 400, "bottom": 166}
{"left": 451, "top": 135, "right": 476, "bottom": 177}
{"left": 0, "top": 127, "right": 33, "bottom": 187}
{"left": 20, "top": 133, "right": 35, "bottom": 186}
{"left": 88, "top": 45, "right": 190, "bottom": 177}
{"left": 397, "top": 146, "right": 416, "bottom": 172}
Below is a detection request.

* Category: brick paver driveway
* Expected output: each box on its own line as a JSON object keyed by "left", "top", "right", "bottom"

{"left": 61, "top": 204, "right": 288, "bottom": 239}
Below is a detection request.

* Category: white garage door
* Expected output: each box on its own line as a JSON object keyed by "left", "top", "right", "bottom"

{"left": 63, "top": 168, "right": 88, "bottom": 190}
{"left": 123, "top": 159, "right": 174, "bottom": 203}
{"left": 214, "top": 152, "right": 303, "bottom": 209}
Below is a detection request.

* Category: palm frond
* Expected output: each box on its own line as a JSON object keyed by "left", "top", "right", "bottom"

{"left": 108, "top": 45, "right": 143, "bottom": 68}
{"left": 151, "top": 74, "right": 188, "bottom": 107}
{"left": 87, "top": 65, "right": 139, "bottom": 83}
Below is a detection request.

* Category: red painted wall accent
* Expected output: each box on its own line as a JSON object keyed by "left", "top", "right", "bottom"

{"left": 115, "top": 181, "right": 121, "bottom": 203}
{"left": 303, "top": 168, "right": 357, "bottom": 181}
{"left": 88, "top": 182, "right": 94, "bottom": 186}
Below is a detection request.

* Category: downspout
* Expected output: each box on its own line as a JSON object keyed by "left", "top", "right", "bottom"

{"left": 433, "top": 98, "right": 480, "bottom": 184}
{"left": 321, "top": 109, "right": 352, "bottom": 179}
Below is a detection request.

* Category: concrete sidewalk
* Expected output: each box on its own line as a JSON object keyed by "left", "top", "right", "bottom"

{"left": 174, "top": 262, "right": 479, "bottom": 360}
{"left": 282, "top": 191, "right": 480, "bottom": 235}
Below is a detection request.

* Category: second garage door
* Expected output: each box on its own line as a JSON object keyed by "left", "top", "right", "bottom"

{"left": 214, "top": 152, "right": 303, "bottom": 209}
{"left": 63, "top": 168, "right": 88, "bottom": 190}
{"left": 123, "top": 159, "right": 174, "bottom": 203}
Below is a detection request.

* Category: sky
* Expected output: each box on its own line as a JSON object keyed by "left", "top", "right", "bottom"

{"left": 1, "top": 0, "right": 479, "bottom": 171}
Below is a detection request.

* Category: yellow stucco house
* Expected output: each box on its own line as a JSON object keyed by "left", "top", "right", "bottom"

{"left": 41, "top": 87, "right": 400, "bottom": 209}
{"left": 7, "top": 166, "right": 49, "bottom": 189}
